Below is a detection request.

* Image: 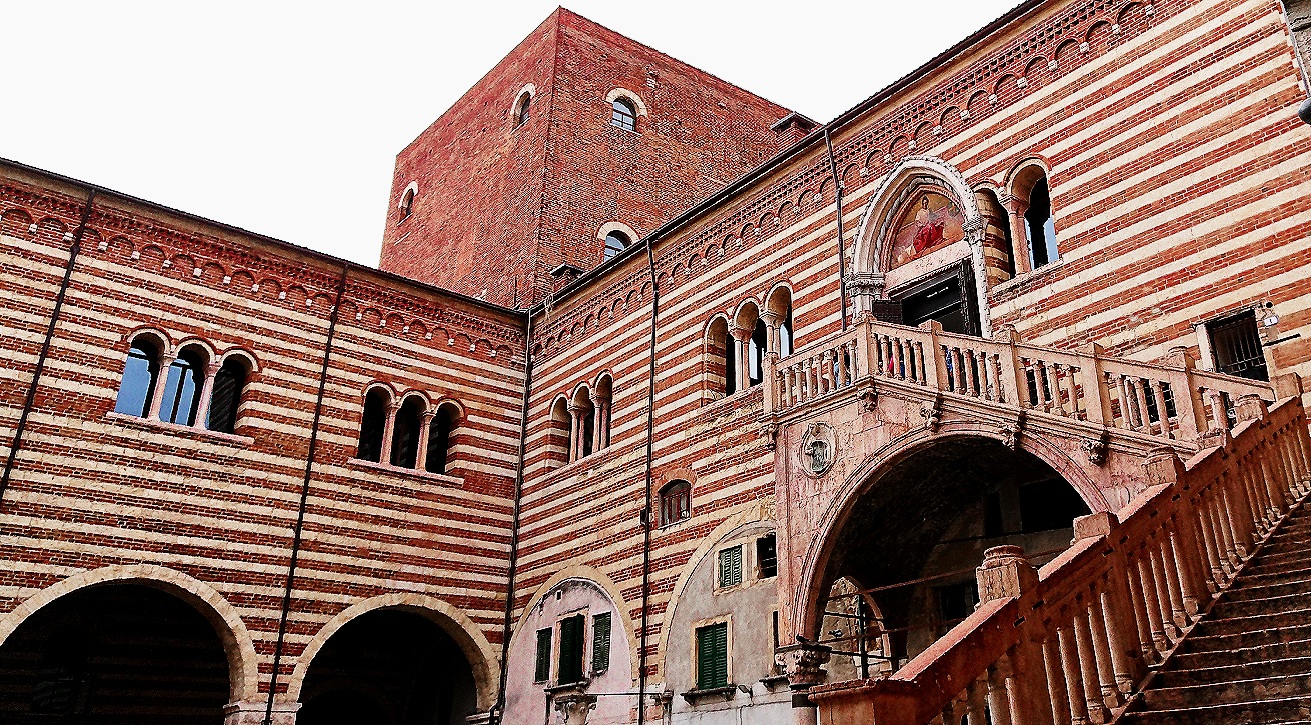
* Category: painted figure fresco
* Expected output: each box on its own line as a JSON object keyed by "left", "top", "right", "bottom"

{"left": 890, "top": 191, "right": 964, "bottom": 268}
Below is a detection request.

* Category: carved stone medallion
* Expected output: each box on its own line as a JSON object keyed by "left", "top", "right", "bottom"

{"left": 799, "top": 422, "right": 837, "bottom": 477}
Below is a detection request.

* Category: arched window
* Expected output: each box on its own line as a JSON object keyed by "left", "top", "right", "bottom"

{"left": 206, "top": 356, "right": 250, "bottom": 434}
{"left": 705, "top": 318, "right": 732, "bottom": 400}
{"left": 766, "top": 286, "right": 795, "bottom": 358}
{"left": 611, "top": 98, "right": 637, "bottom": 132}
{"left": 571, "top": 387, "right": 595, "bottom": 460}
{"left": 749, "top": 318, "right": 768, "bottom": 386}
{"left": 603, "top": 230, "right": 630, "bottom": 260}
{"left": 516, "top": 92, "right": 531, "bottom": 127}
{"left": 400, "top": 188, "right": 415, "bottom": 221}
{"left": 659, "top": 480, "right": 692, "bottom": 526}
{"left": 549, "top": 398, "right": 571, "bottom": 467}
{"left": 390, "top": 396, "right": 425, "bottom": 469}
{"left": 593, "top": 375, "right": 613, "bottom": 451}
{"left": 1010, "top": 165, "right": 1059, "bottom": 271}
{"left": 159, "top": 346, "right": 206, "bottom": 426}
{"left": 725, "top": 329, "right": 738, "bottom": 396}
{"left": 115, "top": 337, "right": 162, "bottom": 418}
{"left": 425, "top": 402, "right": 459, "bottom": 475}
{"left": 358, "top": 387, "right": 390, "bottom": 463}
{"left": 1025, "top": 177, "right": 1058, "bottom": 268}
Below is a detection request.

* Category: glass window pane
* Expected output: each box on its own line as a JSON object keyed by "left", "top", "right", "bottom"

{"left": 160, "top": 352, "right": 203, "bottom": 425}
{"left": 114, "top": 343, "right": 158, "bottom": 418}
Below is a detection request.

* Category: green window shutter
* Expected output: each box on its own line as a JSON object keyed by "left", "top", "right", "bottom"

{"left": 591, "top": 612, "right": 612, "bottom": 673}
{"left": 696, "top": 622, "right": 729, "bottom": 689}
{"left": 559, "top": 614, "right": 585, "bottom": 683}
{"left": 719, "top": 545, "right": 743, "bottom": 587}
{"left": 534, "top": 628, "right": 552, "bottom": 682}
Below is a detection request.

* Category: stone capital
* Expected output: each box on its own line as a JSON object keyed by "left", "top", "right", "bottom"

{"left": 552, "top": 687, "right": 598, "bottom": 725}
{"left": 778, "top": 641, "right": 832, "bottom": 690}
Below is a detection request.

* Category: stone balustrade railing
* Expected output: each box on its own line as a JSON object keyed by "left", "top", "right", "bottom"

{"left": 808, "top": 387, "right": 1311, "bottom": 725}
{"left": 764, "top": 318, "right": 1275, "bottom": 449}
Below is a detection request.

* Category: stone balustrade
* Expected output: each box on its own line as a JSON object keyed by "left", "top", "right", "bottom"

{"left": 764, "top": 318, "right": 1275, "bottom": 451}
{"left": 806, "top": 388, "right": 1311, "bottom": 725}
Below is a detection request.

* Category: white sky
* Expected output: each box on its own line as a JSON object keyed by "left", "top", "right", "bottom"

{"left": 1, "top": 1, "right": 1019, "bottom": 266}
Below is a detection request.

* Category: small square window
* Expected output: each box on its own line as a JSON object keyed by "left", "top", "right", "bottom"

{"left": 718, "top": 545, "right": 743, "bottom": 588}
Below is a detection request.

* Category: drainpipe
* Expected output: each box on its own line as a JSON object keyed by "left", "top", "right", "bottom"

{"left": 823, "top": 129, "right": 849, "bottom": 331}
{"left": 0, "top": 188, "right": 95, "bottom": 508}
{"left": 636, "top": 237, "right": 660, "bottom": 725}
{"left": 493, "top": 310, "right": 534, "bottom": 724}
{"left": 263, "top": 264, "right": 349, "bottom": 725}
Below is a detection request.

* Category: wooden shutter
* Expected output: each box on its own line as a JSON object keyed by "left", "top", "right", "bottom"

{"left": 534, "top": 628, "right": 552, "bottom": 682}
{"left": 719, "top": 545, "right": 743, "bottom": 587}
{"left": 591, "top": 612, "right": 612, "bottom": 673}
{"left": 559, "top": 614, "right": 585, "bottom": 683}
{"left": 696, "top": 622, "right": 729, "bottom": 689}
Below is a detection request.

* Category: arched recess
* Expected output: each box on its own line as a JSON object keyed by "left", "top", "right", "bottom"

{"left": 850, "top": 156, "right": 992, "bottom": 336}
{"left": 512, "top": 565, "right": 643, "bottom": 683}
{"left": 655, "top": 501, "right": 773, "bottom": 681}
{"left": 790, "top": 427, "right": 1105, "bottom": 664}
{"left": 285, "top": 592, "right": 500, "bottom": 712}
{"left": 0, "top": 563, "right": 260, "bottom": 703}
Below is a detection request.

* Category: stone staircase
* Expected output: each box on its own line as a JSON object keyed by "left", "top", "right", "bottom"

{"left": 1121, "top": 497, "right": 1311, "bottom": 724}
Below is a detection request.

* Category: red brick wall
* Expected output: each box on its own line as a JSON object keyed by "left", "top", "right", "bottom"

{"left": 378, "top": 9, "right": 792, "bottom": 307}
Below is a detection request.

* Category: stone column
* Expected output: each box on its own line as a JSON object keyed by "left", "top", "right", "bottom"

{"left": 193, "top": 361, "right": 221, "bottom": 428}
{"left": 733, "top": 326, "right": 752, "bottom": 390}
{"left": 780, "top": 642, "right": 832, "bottom": 725}
{"left": 147, "top": 353, "right": 177, "bottom": 420}
{"left": 589, "top": 391, "right": 609, "bottom": 452}
{"left": 1001, "top": 193, "right": 1032, "bottom": 274}
{"left": 761, "top": 310, "right": 784, "bottom": 356}
{"left": 567, "top": 403, "right": 585, "bottom": 462}
{"left": 379, "top": 400, "right": 401, "bottom": 465}
{"left": 416, "top": 409, "right": 436, "bottom": 471}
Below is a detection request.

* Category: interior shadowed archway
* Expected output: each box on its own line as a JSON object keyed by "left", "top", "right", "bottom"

{"left": 798, "top": 434, "right": 1097, "bottom": 669}
{"left": 0, "top": 583, "right": 233, "bottom": 723}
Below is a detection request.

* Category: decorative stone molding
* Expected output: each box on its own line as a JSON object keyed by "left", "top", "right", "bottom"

{"left": 998, "top": 413, "right": 1025, "bottom": 450}
{"left": 552, "top": 686, "right": 598, "bottom": 725}
{"left": 799, "top": 422, "right": 836, "bottom": 477}
{"left": 1081, "top": 433, "right": 1108, "bottom": 466}
{"left": 858, "top": 385, "right": 877, "bottom": 413}
{"left": 919, "top": 394, "right": 943, "bottom": 432}
{"left": 779, "top": 641, "right": 833, "bottom": 690}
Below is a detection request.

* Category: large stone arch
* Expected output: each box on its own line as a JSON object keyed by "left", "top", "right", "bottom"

{"left": 285, "top": 592, "right": 499, "bottom": 712}
{"left": 849, "top": 156, "right": 991, "bottom": 335}
{"left": 654, "top": 501, "right": 773, "bottom": 683}
{"left": 513, "top": 564, "right": 643, "bottom": 684}
{"left": 791, "top": 427, "right": 1107, "bottom": 641}
{"left": 0, "top": 563, "right": 260, "bottom": 702}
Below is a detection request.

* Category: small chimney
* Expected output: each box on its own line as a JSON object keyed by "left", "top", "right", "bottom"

{"left": 771, "top": 112, "right": 819, "bottom": 149}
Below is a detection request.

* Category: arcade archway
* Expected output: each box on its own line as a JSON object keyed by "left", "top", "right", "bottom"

{"left": 297, "top": 608, "right": 478, "bottom": 725}
{"left": 0, "top": 583, "right": 232, "bottom": 724}
{"left": 808, "top": 435, "right": 1093, "bottom": 671}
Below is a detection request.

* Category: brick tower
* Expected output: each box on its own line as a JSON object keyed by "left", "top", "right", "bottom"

{"left": 377, "top": 8, "right": 803, "bottom": 307}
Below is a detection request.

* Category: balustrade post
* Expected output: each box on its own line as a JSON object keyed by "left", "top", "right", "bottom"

{"left": 995, "top": 326, "right": 1025, "bottom": 408}
{"left": 986, "top": 660, "right": 1015, "bottom": 725}
{"left": 1135, "top": 553, "right": 1170, "bottom": 656}
{"left": 1072, "top": 603, "right": 1112, "bottom": 721}
{"left": 1042, "top": 635, "right": 1073, "bottom": 725}
{"left": 1169, "top": 511, "right": 1209, "bottom": 616}
{"left": 1073, "top": 513, "right": 1140, "bottom": 696}
{"left": 856, "top": 322, "right": 874, "bottom": 381}
{"left": 1057, "top": 623, "right": 1092, "bottom": 725}
{"left": 966, "top": 677, "right": 988, "bottom": 725}
{"left": 1153, "top": 535, "right": 1188, "bottom": 632}
{"left": 1076, "top": 344, "right": 1110, "bottom": 425}
{"left": 1164, "top": 347, "right": 1205, "bottom": 440}
{"left": 921, "top": 321, "right": 947, "bottom": 390}
{"left": 1122, "top": 554, "right": 1160, "bottom": 665}
{"left": 762, "top": 354, "right": 777, "bottom": 415}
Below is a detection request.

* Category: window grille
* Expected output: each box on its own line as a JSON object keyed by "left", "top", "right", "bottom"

{"left": 756, "top": 534, "right": 777, "bottom": 579}
{"left": 1210, "top": 311, "right": 1268, "bottom": 381}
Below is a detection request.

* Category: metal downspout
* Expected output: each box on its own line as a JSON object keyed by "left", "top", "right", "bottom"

{"left": 636, "top": 237, "right": 660, "bottom": 725}
{"left": 0, "top": 188, "right": 95, "bottom": 508}
{"left": 494, "top": 311, "right": 534, "bottom": 724}
{"left": 263, "top": 264, "right": 349, "bottom": 724}
{"left": 824, "top": 128, "right": 850, "bottom": 331}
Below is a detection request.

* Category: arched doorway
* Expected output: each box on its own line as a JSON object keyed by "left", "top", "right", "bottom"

{"left": 810, "top": 436, "right": 1093, "bottom": 671}
{"left": 0, "top": 583, "right": 231, "bottom": 724}
{"left": 297, "top": 608, "right": 478, "bottom": 725}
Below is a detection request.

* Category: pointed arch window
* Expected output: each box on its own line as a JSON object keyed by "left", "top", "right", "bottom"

{"left": 399, "top": 187, "right": 415, "bottom": 222}
{"left": 516, "top": 92, "right": 532, "bottom": 127}
{"left": 115, "top": 337, "right": 161, "bottom": 418}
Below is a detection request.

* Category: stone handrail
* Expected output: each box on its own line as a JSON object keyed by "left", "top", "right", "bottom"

{"left": 764, "top": 318, "right": 1276, "bottom": 449}
{"left": 808, "top": 387, "right": 1311, "bottom": 725}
